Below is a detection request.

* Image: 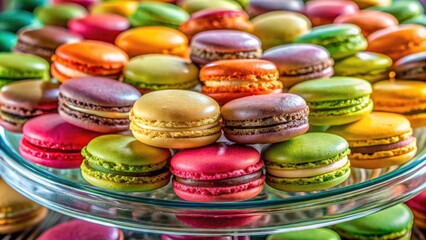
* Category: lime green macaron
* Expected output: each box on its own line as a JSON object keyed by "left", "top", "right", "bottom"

{"left": 370, "top": 1, "right": 424, "bottom": 23}
{"left": 123, "top": 54, "right": 199, "bottom": 93}
{"left": 178, "top": 0, "right": 242, "bottom": 14}
{"left": 81, "top": 134, "right": 172, "bottom": 192}
{"left": 34, "top": 3, "right": 87, "bottom": 27}
{"left": 262, "top": 132, "right": 351, "bottom": 192}
{"left": 267, "top": 228, "right": 341, "bottom": 240}
{"left": 0, "top": 53, "right": 50, "bottom": 87}
{"left": 289, "top": 77, "right": 373, "bottom": 126}
{"left": 334, "top": 52, "right": 392, "bottom": 83}
{"left": 129, "top": 2, "right": 189, "bottom": 29}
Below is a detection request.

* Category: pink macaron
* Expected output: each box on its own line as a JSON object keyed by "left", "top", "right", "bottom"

{"left": 52, "top": 0, "right": 99, "bottom": 9}
{"left": 304, "top": 0, "right": 359, "bottom": 26}
{"left": 406, "top": 190, "right": 426, "bottom": 230}
{"left": 170, "top": 143, "right": 265, "bottom": 202}
{"left": 68, "top": 14, "right": 130, "bottom": 44}
{"left": 19, "top": 113, "right": 102, "bottom": 169}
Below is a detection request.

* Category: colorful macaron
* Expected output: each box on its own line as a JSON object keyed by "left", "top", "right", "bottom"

{"left": 351, "top": 0, "right": 391, "bottom": 9}
{"left": 34, "top": 3, "right": 87, "bottom": 27}
{"left": 267, "top": 228, "right": 340, "bottom": 240}
{"left": 0, "top": 10, "right": 38, "bottom": 33}
{"left": 367, "top": 24, "right": 426, "bottom": 62}
{"left": 370, "top": 1, "right": 424, "bottom": 23}
{"left": 0, "top": 80, "right": 59, "bottom": 133}
{"left": 406, "top": 190, "right": 426, "bottom": 230}
{"left": 170, "top": 143, "right": 265, "bottom": 202}
{"left": 261, "top": 43, "right": 334, "bottom": 88}
{"left": 296, "top": 24, "right": 367, "bottom": 60}
{"left": 59, "top": 77, "right": 141, "bottom": 133}
{"left": 81, "top": 134, "right": 171, "bottom": 192}
{"left": 130, "top": 90, "right": 221, "bottom": 149}
{"left": 38, "top": 220, "right": 124, "bottom": 240}
{"left": 393, "top": 52, "right": 426, "bottom": 81}
{"left": 0, "top": 31, "right": 17, "bottom": 52}
{"left": 51, "top": 40, "right": 129, "bottom": 82}
{"left": 51, "top": 0, "right": 99, "bottom": 9}
{"left": 123, "top": 54, "right": 199, "bottom": 93}
{"left": 333, "top": 52, "right": 392, "bottom": 83}
{"left": 0, "top": 178, "right": 48, "bottom": 234}
{"left": 304, "top": 0, "right": 359, "bottom": 26}
{"left": 328, "top": 112, "right": 417, "bottom": 169}
{"left": 6, "top": 0, "right": 48, "bottom": 12}
{"left": 178, "top": 0, "right": 241, "bottom": 14}
{"left": 262, "top": 132, "right": 351, "bottom": 192}
{"left": 68, "top": 14, "right": 129, "bottom": 44}
{"left": 371, "top": 80, "right": 426, "bottom": 128}
{"left": 200, "top": 59, "right": 283, "bottom": 105}
{"left": 221, "top": 93, "right": 309, "bottom": 144}
{"left": 20, "top": 113, "right": 102, "bottom": 169}
{"left": 13, "top": 26, "right": 83, "bottom": 63}
{"left": 179, "top": 9, "right": 253, "bottom": 40}
{"left": 252, "top": 11, "right": 311, "bottom": 50}
{"left": 190, "top": 30, "right": 262, "bottom": 66}
{"left": 247, "top": 0, "right": 304, "bottom": 17}
{"left": 115, "top": 26, "right": 189, "bottom": 58}
{"left": 289, "top": 77, "right": 373, "bottom": 126}
{"left": 333, "top": 204, "right": 414, "bottom": 240}
{"left": 89, "top": 1, "right": 138, "bottom": 17}
{"left": 0, "top": 53, "right": 50, "bottom": 87}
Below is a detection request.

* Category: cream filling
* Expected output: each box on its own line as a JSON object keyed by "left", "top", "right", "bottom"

{"left": 65, "top": 103, "right": 129, "bottom": 118}
{"left": 54, "top": 62, "right": 95, "bottom": 78}
{"left": 267, "top": 156, "right": 349, "bottom": 178}
{"left": 135, "top": 121, "right": 219, "bottom": 131}
{"left": 204, "top": 80, "right": 260, "bottom": 87}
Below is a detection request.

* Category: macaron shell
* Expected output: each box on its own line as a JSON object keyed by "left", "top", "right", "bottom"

{"left": 304, "top": 0, "right": 359, "bottom": 26}
{"left": 34, "top": 3, "right": 87, "bottom": 27}
{"left": 393, "top": 52, "right": 426, "bottom": 80}
{"left": 267, "top": 228, "right": 340, "bottom": 240}
{"left": 89, "top": 1, "right": 138, "bottom": 17}
{"left": 349, "top": 149, "right": 417, "bottom": 169}
{"left": 309, "top": 100, "right": 373, "bottom": 126}
{"left": 178, "top": 0, "right": 242, "bottom": 14}
{"left": 129, "top": 1, "right": 189, "bottom": 28}
{"left": 0, "top": 207, "right": 47, "bottom": 234}
{"left": 0, "top": 31, "right": 17, "bottom": 52}
{"left": 247, "top": 0, "right": 304, "bottom": 17}
{"left": 0, "top": 53, "right": 50, "bottom": 80}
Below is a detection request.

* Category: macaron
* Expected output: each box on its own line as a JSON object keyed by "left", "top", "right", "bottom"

{"left": 221, "top": 93, "right": 309, "bottom": 144}
{"left": 252, "top": 11, "right": 311, "bottom": 50}
{"left": 81, "top": 134, "right": 171, "bottom": 192}
{"left": 178, "top": 0, "right": 242, "bottom": 14}
{"left": 328, "top": 112, "right": 417, "bottom": 169}
{"left": 115, "top": 26, "right": 189, "bottom": 58}
{"left": 6, "top": 0, "right": 48, "bottom": 12}
{"left": 162, "top": 235, "right": 245, "bottom": 240}
{"left": 68, "top": 14, "right": 129, "bottom": 44}
{"left": 129, "top": 2, "right": 189, "bottom": 29}
{"left": 179, "top": 9, "right": 253, "bottom": 40}
{"left": 304, "top": 0, "right": 359, "bottom": 26}
{"left": 333, "top": 52, "right": 392, "bottom": 83}
{"left": 371, "top": 80, "right": 426, "bottom": 128}
{"left": 406, "top": 190, "right": 426, "bottom": 230}
{"left": 334, "top": 10, "right": 398, "bottom": 37}
{"left": 51, "top": 40, "right": 129, "bottom": 82}
{"left": 370, "top": 1, "right": 424, "bottom": 23}
{"left": 0, "top": 80, "right": 59, "bottom": 133}
{"left": 267, "top": 228, "right": 341, "bottom": 240}
{"left": 34, "top": 3, "right": 87, "bottom": 27}
{"left": 332, "top": 204, "right": 414, "bottom": 240}
{"left": 0, "top": 10, "right": 38, "bottom": 33}
{"left": 296, "top": 24, "right": 367, "bottom": 60}
{"left": 130, "top": 90, "right": 221, "bottom": 149}
{"left": 190, "top": 30, "right": 262, "bottom": 66}
{"left": 200, "top": 59, "right": 283, "bottom": 105}
{"left": 59, "top": 77, "right": 141, "bottom": 133}
{"left": 0, "top": 53, "right": 50, "bottom": 87}
{"left": 247, "top": 0, "right": 304, "bottom": 17}
{"left": 367, "top": 24, "right": 426, "bottom": 62}
{"left": 262, "top": 132, "right": 351, "bottom": 192}
{"left": 20, "top": 113, "right": 102, "bottom": 169}
{"left": 38, "top": 220, "right": 124, "bottom": 240}
{"left": 51, "top": 0, "right": 99, "bottom": 9}
{"left": 0, "top": 31, "right": 16, "bottom": 52}
{"left": 403, "top": 14, "right": 426, "bottom": 27}
{"left": 261, "top": 43, "right": 334, "bottom": 88}
{"left": 13, "top": 26, "right": 83, "bottom": 63}
{"left": 289, "top": 77, "right": 373, "bottom": 126}
{"left": 89, "top": 1, "right": 139, "bottom": 17}
{"left": 123, "top": 54, "right": 199, "bottom": 93}
{"left": 352, "top": 0, "right": 391, "bottom": 9}
{"left": 393, "top": 52, "right": 426, "bottom": 81}
{"left": 170, "top": 143, "right": 265, "bottom": 202}
{"left": 0, "top": 178, "right": 48, "bottom": 234}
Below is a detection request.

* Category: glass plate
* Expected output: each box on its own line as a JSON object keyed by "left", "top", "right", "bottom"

{"left": 0, "top": 128, "right": 425, "bottom": 236}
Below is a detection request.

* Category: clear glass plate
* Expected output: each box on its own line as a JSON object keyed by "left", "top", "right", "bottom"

{"left": 0, "top": 128, "right": 425, "bottom": 236}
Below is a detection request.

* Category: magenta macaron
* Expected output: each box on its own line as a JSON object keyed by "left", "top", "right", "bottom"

{"left": 170, "top": 143, "right": 265, "bottom": 202}
{"left": 304, "top": 0, "right": 359, "bottom": 26}
{"left": 68, "top": 14, "right": 130, "bottom": 44}
{"left": 19, "top": 113, "right": 102, "bottom": 169}
{"left": 51, "top": 0, "right": 99, "bottom": 9}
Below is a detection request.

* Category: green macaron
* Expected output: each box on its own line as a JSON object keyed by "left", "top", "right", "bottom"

{"left": 333, "top": 204, "right": 414, "bottom": 240}
{"left": 267, "top": 228, "right": 341, "bottom": 240}
{"left": 289, "top": 77, "right": 373, "bottom": 126}
{"left": 0, "top": 10, "right": 38, "bottom": 33}
{"left": 178, "top": 0, "right": 242, "bottom": 14}
{"left": 34, "top": 3, "right": 87, "bottom": 28}
{"left": 81, "top": 134, "right": 172, "bottom": 192}
{"left": 6, "top": 0, "right": 48, "bottom": 12}
{"left": 403, "top": 14, "right": 426, "bottom": 27}
{"left": 129, "top": 2, "right": 189, "bottom": 29}
{"left": 334, "top": 52, "right": 392, "bottom": 83}
{"left": 262, "top": 132, "right": 351, "bottom": 192}
{"left": 296, "top": 24, "right": 367, "bottom": 60}
{"left": 370, "top": 1, "right": 424, "bottom": 23}
{"left": 0, "top": 31, "right": 17, "bottom": 52}
{"left": 123, "top": 54, "right": 199, "bottom": 92}
{"left": 0, "top": 53, "right": 50, "bottom": 87}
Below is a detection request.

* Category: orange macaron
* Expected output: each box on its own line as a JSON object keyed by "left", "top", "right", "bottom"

{"left": 200, "top": 59, "right": 283, "bottom": 105}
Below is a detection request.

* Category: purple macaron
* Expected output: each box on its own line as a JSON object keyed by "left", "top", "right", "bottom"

{"left": 190, "top": 30, "right": 262, "bottom": 66}
{"left": 261, "top": 43, "right": 334, "bottom": 88}
{"left": 58, "top": 77, "right": 141, "bottom": 133}
{"left": 247, "top": 0, "right": 304, "bottom": 17}
{"left": 393, "top": 52, "right": 426, "bottom": 81}
{"left": 38, "top": 220, "right": 123, "bottom": 240}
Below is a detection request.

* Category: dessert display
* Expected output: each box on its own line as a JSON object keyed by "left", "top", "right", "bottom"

{"left": 0, "top": 0, "right": 425, "bottom": 237}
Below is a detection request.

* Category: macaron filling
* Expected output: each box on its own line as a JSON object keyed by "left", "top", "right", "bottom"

{"left": 349, "top": 136, "right": 417, "bottom": 160}
{"left": 124, "top": 78, "right": 199, "bottom": 91}
{"left": 14, "top": 40, "right": 55, "bottom": 59}
{"left": 174, "top": 169, "right": 263, "bottom": 187}
{"left": 308, "top": 96, "right": 373, "bottom": 117}
{"left": 334, "top": 225, "right": 412, "bottom": 240}
{"left": 191, "top": 47, "right": 262, "bottom": 62}
{"left": 311, "top": 34, "right": 366, "bottom": 50}
{"left": 52, "top": 56, "right": 124, "bottom": 77}
{"left": 20, "top": 137, "right": 83, "bottom": 162}
{"left": 281, "top": 60, "right": 334, "bottom": 79}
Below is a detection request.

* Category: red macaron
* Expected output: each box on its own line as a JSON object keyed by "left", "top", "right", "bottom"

{"left": 170, "top": 143, "right": 265, "bottom": 202}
